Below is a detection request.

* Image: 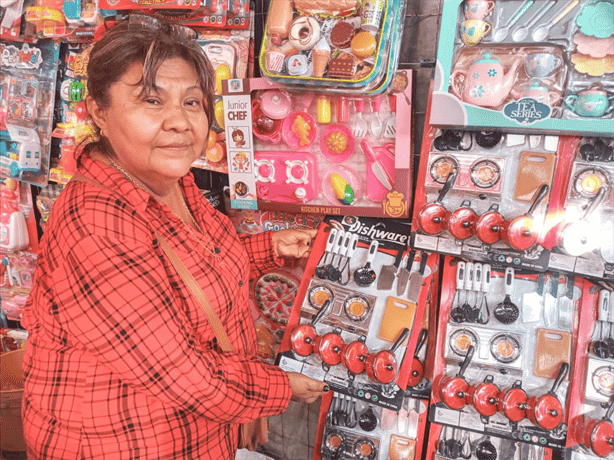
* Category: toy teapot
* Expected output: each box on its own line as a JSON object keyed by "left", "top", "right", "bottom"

{"left": 565, "top": 85, "right": 614, "bottom": 118}
{"left": 451, "top": 52, "right": 523, "bottom": 108}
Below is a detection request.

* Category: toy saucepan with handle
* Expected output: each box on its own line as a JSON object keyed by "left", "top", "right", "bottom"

{"left": 525, "top": 361, "right": 569, "bottom": 430}
{"left": 498, "top": 379, "right": 528, "bottom": 423}
{"left": 364, "top": 327, "right": 410, "bottom": 384}
{"left": 407, "top": 328, "right": 429, "bottom": 388}
{"left": 581, "top": 399, "right": 614, "bottom": 458}
{"left": 438, "top": 345, "right": 475, "bottom": 410}
{"left": 417, "top": 170, "right": 458, "bottom": 235}
{"left": 502, "top": 183, "right": 549, "bottom": 250}
{"left": 290, "top": 299, "right": 332, "bottom": 356}
{"left": 341, "top": 337, "right": 370, "bottom": 376}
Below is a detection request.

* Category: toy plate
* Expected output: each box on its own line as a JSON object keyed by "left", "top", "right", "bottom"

{"left": 321, "top": 165, "right": 364, "bottom": 207}
{"left": 320, "top": 124, "right": 356, "bottom": 163}
{"left": 576, "top": 0, "right": 614, "bottom": 38}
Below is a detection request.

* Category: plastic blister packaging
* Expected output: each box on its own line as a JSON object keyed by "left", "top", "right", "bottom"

{"left": 430, "top": 0, "right": 614, "bottom": 136}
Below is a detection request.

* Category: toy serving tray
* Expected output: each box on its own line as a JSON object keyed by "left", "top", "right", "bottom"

{"left": 430, "top": 0, "right": 614, "bottom": 137}
{"left": 258, "top": 0, "right": 404, "bottom": 92}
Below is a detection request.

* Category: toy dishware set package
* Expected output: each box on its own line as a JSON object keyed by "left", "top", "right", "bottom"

{"left": 566, "top": 284, "right": 614, "bottom": 460}
{"left": 410, "top": 121, "right": 574, "bottom": 272}
{"left": 277, "top": 216, "right": 437, "bottom": 411}
{"left": 1, "top": 40, "right": 60, "bottom": 187}
{"left": 546, "top": 137, "right": 614, "bottom": 282}
{"left": 259, "top": 0, "right": 406, "bottom": 96}
{"left": 222, "top": 76, "right": 413, "bottom": 218}
{"left": 428, "top": 256, "right": 583, "bottom": 451}
{"left": 430, "top": 0, "right": 614, "bottom": 137}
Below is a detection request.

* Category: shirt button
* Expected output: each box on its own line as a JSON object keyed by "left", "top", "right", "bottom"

{"left": 239, "top": 281, "right": 243, "bottom": 286}
{"left": 214, "top": 247, "right": 221, "bottom": 254}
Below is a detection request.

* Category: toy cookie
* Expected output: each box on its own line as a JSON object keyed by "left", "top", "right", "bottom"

{"left": 330, "top": 20, "right": 355, "bottom": 49}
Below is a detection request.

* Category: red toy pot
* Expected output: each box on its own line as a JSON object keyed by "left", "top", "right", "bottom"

{"left": 526, "top": 362, "right": 569, "bottom": 430}
{"left": 582, "top": 402, "right": 614, "bottom": 458}
{"left": 448, "top": 200, "right": 478, "bottom": 240}
{"left": 407, "top": 329, "right": 428, "bottom": 388}
{"left": 502, "top": 184, "right": 549, "bottom": 250}
{"left": 498, "top": 380, "right": 528, "bottom": 423}
{"left": 315, "top": 331, "right": 345, "bottom": 366}
{"left": 290, "top": 299, "right": 331, "bottom": 356}
{"left": 467, "top": 375, "right": 499, "bottom": 417}
{"left": 365, "top": 328, "right": 409, "bottom": 385}
{"left": 341, "top": 339, "right": 369, "bottom": 375}
{"left": 439, "top": 345, "right": 475, "bottom": 410}
{"left": 251, "top": 99, "right": 283, "bottom": 143}
{"left": 417, "top": 170, "right": 458, "bottom": 235}
{"left": 475, "top": 204, "right": 505, "bottom": 244}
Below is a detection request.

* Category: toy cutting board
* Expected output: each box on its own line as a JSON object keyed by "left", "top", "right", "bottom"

{"left": 514, "top": 151, "right": 555, "bottom": 202}
{"left": 534, "top": 328, "right": 571, "bottom": 379}
{"left": 378, "top": 296, "right": 416, "bottom": 343}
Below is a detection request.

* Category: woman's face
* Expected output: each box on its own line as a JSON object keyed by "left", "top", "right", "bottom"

{"left": 89, "top": 57, "right": 208, "bottom": 189}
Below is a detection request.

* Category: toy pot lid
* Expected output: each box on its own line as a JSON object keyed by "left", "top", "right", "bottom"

{"left": 448, "top": 206, "right": 478, "bottom": 240}
{"left": 260, "top": 90, "right": 292, "bottom": 119}
{"left": 476, "top": 211, "right": 505, "bottom": 244}
{"left": 531, "top": 393, "right": 563, "bottom": 430}
{"left": 442, "top": 377, "right": 470, "bottom": 410}
{"left": 290, "top": 324, "right": 316, "bottom": 356}
{"left": 523, "top": 80, "right": 550, "bottom": 92}
{"left": 407, "top": 358, "right": 424, "bottom": 388}
{"left": 498, "top": 385, "right": 527, "bottom": 422}
{"left": 343, "top": 341, "right": 368, "bottom": 375}
{"left": 581, "top": 86, "right": 609, "bottom": 96}
{"left": 506, "top": 216, "right": 538, "bottom": 250}
{"left": 473, "top": 52, "right": 501, "bottom": 66}
{"left": 318, "top": 332, "right": 344, "bottom": 366}
{"left": 591, "top": 419, "right": 614, "bottom": 457}
{"left": 371, "top": 350, "right": 398, "bottom": 384}
{"left": 472, "top": 380, "right": 500, "bottom": 417}
{"left": 417, "top": 203, "right": 448, "bottom": 235}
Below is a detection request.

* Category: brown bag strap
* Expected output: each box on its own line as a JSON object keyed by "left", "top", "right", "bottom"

{"left": 69, "top": 172, "right": 234, "bottom": 353}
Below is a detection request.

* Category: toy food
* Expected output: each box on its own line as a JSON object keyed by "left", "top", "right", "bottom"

{"left": 351, "top": 31, "right": 377, "bottom": 58}
{"left": 292, "top": 115, "right": 313, "bottom": 147}
{"left": 267, "top": 0, "right": 295, "bottom": 39}
{"left": 330, "top": 20, "right": 355, "bottom": 49}
{"left": 326, "top": 130, "right": 349, "bottom": 154}
{"left": 330, "top": 173, "right": 355, "bottom": 205}
{"left": 312, "top": 38, "right": 331, "bottom": 78}
{"left": 293, "top": 0, "right": 358, "bottom": 16}
{"left": 289, "top": 17, "right": 321, "bottom": 51}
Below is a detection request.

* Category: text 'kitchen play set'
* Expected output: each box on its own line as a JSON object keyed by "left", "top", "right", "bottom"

{"left": 2, "top": 0, "right": 614, "bottom": 458}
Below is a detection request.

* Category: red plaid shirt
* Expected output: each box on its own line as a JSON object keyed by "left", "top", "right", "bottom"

{"left": 21, "top": 155, "right": 292, "bottom": 460}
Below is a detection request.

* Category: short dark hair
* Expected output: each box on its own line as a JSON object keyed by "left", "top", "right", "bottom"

{"left": 79, "top": 20, "right": 215, "bottom": 162}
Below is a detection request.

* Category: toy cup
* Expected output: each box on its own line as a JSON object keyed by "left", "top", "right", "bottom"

{"left": 460, "top": 19, "right": 492, "bottom": 46}
{"left": 525, "top": 52, "right": 563, "bottom": 78}
{"left": 464, "top": 0, "right": 495, "bottom": 20}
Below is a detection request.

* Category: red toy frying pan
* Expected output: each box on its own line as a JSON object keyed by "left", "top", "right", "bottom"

{"left": 407, "top": 328, "right": 428, "bottom": 388}
{"left": 290, "top": 299, "right": 331, "bottom": 356}
{"left": 525, "top": 362, "right": 569, "bottom": 430}
{"left": 502, "top": 184, "right": 549, "bottom": 250}
{"left": 365, "top": 328, "right": 410, "bottom": 384}
{"left": 498, "top": 380, "right": 528, "bottom": 423}
{"left": 417, "top": 170, "right": 458, "bottom": 235}
{"left": 439, "top": 345, "right": 475, "bottom": 410}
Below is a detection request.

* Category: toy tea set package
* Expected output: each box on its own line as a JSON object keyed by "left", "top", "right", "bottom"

{"left": 410, "top": 120, "right": 575, "bottom": 272}
{"left": 1, "top": 40, "right": 61, "bottom": 187}
{"left": 259, "top": 0, "right": 406, "bottom": 96}
{"left": 430, "top": 0, "right": 614, "bottom": 137}
{"left": 566, "top": 284, "right": 614, "bottom": 460}
{"left": 546, "top": 137, "right": 614, "bottom": 282}
{"left": 222, "top": 76, "right": 413, "bottom": 218}
{"left": 277, "top": 216, "right": 437, "bottom": 410}
{"left": 429, "top": 256, "right": 583, "bottom": 450}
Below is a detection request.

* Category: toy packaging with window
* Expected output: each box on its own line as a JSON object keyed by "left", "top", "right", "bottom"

{"left": 222, "top": 75, "right": 413, "bottom": 218}
{"left": 277, "top": 216, "right": 437, "bottom": 416}
{"left": 428, "top": 256, "right": 583, "bottom": 450}
{"left": 430, "top": 0, "right": 614, "bottom": 137}
{"left": 1, "top": 40, "right": 60, "bottom": 187}
{"left": 258, "top": 0, "right": 406, "bottom": 95}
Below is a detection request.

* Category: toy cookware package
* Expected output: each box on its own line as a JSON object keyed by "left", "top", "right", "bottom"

{"left": 1, "top": 40, "right": 60, "bottom": 187}
{"left": 546, "top": 137, "right": 614, "bottom": 282}
{"left": 566, "top": 283, "right": 614, "bottom": 460}
{"left": 411, "top": 120, "right": 572, "bottom": 272}
{"left": 222, "top": 77, "right": 413, "bottom": 219}
{"left": 259, "top": 0, "right": 404, "bottom": 93}
{"left": 430, "top": 0, "right": 614, "bottom": 137}
{"left": 277, "top": 216, "right": 436, "bottom": 412}
{"left": 429, "top": 256, "right": 582, "bottom": 449}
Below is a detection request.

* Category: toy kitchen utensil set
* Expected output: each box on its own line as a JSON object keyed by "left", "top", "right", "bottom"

{"left": 427, "top": 256, "right": 582, "bottom": 454}
{"left": 278, "top": 218, "right": 436, "bottom": 406}
{"left": 412, "top": 125, "right": 562, "bottom": 272}
{"left": 430, "top": 0, "right": 614, "bottom": 136}
{"left": 222, "top": 77, "right": 413, "bottom": 218}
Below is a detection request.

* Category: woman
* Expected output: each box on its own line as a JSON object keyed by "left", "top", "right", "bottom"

{"left": 22, "top": 17, "right": 327, "bottom": 460}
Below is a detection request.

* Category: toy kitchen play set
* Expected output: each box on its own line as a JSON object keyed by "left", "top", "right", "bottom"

{"left": 222, "top": 76, "right": 413, "bottom": 218}
{"left": 430, "top": 0, "right": 614, "bottom": 136}
{"left": 275, "top": 216, "right": 439, "bottom": 460}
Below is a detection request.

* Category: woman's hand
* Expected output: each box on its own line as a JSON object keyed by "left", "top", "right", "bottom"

{"left": 286, "top": 372, "right": 329, "bottom": 404}
{"left": 272, "top": 229, "right": 318, "bottom": 259}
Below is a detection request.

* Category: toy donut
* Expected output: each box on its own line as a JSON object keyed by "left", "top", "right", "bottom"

{"left": 289, "top": 17, "right": 321, "bottom": 51}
